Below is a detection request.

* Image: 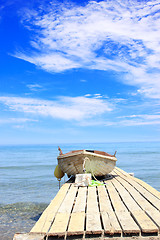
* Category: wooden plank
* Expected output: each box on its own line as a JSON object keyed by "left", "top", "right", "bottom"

{"left": 115, "top": 174, "right": 160, "bottom": 230}
{"left": 106, "top": 180, "right": 140, "bottom": 234}
{"left": 87, "top": 187, "right": 99, "bottom": 214}
{"left": 13, "top": 233, "right": 45, "bottom": 240}
{"left": 47, "top": 184, "right": 78, "bottom": 236}
{"left": 67, "top": 187, "right": 87, "bottom": 235}
{"left": 115, "top": 168, "right": 160, "bottom": 213}
{"left": 73, "top": 187, "right": 87, "bottom": 212}
{"left": 97, "top": 185, "right": 122, "bottom": 234}
{"left": 58, "top": 184, "right": 78, "bottom": 213}
{"left": 112, "top": 177, "right": 158, "bottom": 233}
{"left": 115, "top": 167, "right": 160, "bottom": 199}
{"left": 101, "top": 211, "right": 122, "bottom": 235}
{"left": 97, "top": 185, "right": 114, "bottom": 212}
{"left": 86, "top": 187, "right": 102, "bottom": 234}
{"left": 114, "top": 168, "right": 160, "bottom": 211}
{"left": 106, "top": 181, "right": 128, "bottom": 212}
{"left": 86, "top": 213, "right": 102, "bottom": 234}
{"left": 132, "top": 177, "right": 160, "bottom": 199}
{"left": 67, "top": 212, "right": 85, "bottom": 235}
{"left": 48, "top": 212, "right": 70, "bottom": 236}
{"left": 39, "top": 183, "right": 71, "bottom": 233}
{"left": 30, "top": 183, "right": 70, "bottom": 233}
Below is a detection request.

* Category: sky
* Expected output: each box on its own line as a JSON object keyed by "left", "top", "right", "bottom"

{"left": 0, "top": 0, "right": 160, "bottom": 145}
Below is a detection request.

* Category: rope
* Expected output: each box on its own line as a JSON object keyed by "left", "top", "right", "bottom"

{"left": 83, "top": 157, "right": 101, "bottom": 182}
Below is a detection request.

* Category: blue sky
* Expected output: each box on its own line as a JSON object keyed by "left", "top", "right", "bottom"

{"left": 0, "top": 0, "right": 160, "bottom": 145}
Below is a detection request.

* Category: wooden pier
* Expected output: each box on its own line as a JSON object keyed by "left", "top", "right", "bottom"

{"left": 13, "top": 167, "right": 160, "bottom": 240}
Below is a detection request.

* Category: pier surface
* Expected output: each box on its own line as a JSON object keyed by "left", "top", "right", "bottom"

{"left": 14, "top": 167, "right": 160, "bottom": 240}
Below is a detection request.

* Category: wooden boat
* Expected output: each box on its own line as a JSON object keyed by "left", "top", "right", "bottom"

{"left": 57, "top": 147, "right": 117, "bottom": 177}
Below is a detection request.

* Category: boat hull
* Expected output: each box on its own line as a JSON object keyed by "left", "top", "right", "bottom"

{"left": 57, "top": 150, "right": 117, "bottom": 176}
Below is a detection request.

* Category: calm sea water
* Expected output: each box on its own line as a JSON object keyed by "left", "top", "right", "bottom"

{"left": 0, "top": 142, "right": 160, "bottom": 239}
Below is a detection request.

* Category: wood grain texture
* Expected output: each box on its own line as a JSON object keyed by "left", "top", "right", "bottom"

{"left": 30, "top": 183, "right": 70, "bottom": 233}
{"left": 73, "top": 187, "right": 87, "bottom": 213}
{"left": 86, "top": 187, "right": 102, "bottom": 234}
{"left": 106, "top": 181, "right": 140, "bottom": 234}
{"left": 29, "top": 168, "right": 160, "bottom": 239}
{"left": 48, "top": 212, "right": 70, "bottom": 236}
{"left": 112, "top": 177, "right": 158, "bottom": 233}
{"left": 68, "top": 212, "right": 85, "bottom": 235}
{"left": 98, "top": 185, "right": 122, "bottom": 234}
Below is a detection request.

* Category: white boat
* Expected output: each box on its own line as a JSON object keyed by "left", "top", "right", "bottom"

{"left": 57, "top": 148, "right": 117, "bottom": 177}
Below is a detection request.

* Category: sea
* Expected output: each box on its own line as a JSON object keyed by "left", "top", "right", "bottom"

{"left": 0, "top": 142, "right": 160, "bottom": 240}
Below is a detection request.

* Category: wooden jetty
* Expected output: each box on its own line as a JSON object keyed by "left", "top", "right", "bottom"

{"left": 13, "top": 167, "right": 160, "bottom": 240}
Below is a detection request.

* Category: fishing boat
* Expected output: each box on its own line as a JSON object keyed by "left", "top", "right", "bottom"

{"left": 57, "top": 147, "right": 117, "bottom": 177}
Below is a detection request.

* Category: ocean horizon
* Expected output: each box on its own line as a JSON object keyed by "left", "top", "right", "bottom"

{"left": 0, "top": 141, "right": 160, "bottom": 240}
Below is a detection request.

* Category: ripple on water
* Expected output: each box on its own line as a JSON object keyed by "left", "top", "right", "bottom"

{"left": 0, "top": 202, "right": 48, "bottom": 240}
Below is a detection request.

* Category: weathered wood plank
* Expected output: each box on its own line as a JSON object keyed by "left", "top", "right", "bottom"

{"left": 115, "top": 168, "right": 160, "bottom": 211}
{"left": 97, "top": 185, "right": 122, "bottom": 234}
{"left": 115, "top": 167, "right": 160, "bottom": 199}
{"left": 67, "top": 187, "right": 87, "bottom": 235}
{"left": 106, "top": 180, "right": 140, "bottom": 234}
{"left": 114, "top": 173, "right": 160, "bottom": 229}
{"left": 48, "top": 212, "right": 70, "bottom": 236}
{"left": 106, "top": 181, "right": 128, "bottom": 212}
{"left": 58, "top": 184, "right": 78, "bottom": 213}
{"left": 101, "top": 211, "right": 122, "bottom": 235}
{"left": 28, "top": 167, "right": 160, "bottom": 239}
{"left": 86, "top": 187, "right": 102, "bottom": 234}
{"left": 112, "top": 177, "right": 158, "bottom": 233}
{"left": 30, "top": 183, "right": 70, "bottom": 233}
{"left": 73, "top": 187, "right": 87, "bottom": 213}
{"left": 97, "top": 185, "right": 113, "bottom": 212}
{"left": 47, "top": 184, "right": 78, "bottom": 236}
{"left": 67, "top": 212, "right": 85, "bottom": 235}
{"left": 87, "top": 187, "right": 99, "bottom": 214}
{"left": 13, "top": 233, "right": 45, "bottom": 240}
{"left": 86, "top": 213, "right": 102, "bottom": 234}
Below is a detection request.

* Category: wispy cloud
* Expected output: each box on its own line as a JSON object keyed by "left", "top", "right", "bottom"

{"left": 15, "top": 0, "right": 160, "bottom": 99}
{"left": 0, "top": 95, "right": 113, "bottom": 121}
{"left": 26, "top": 83, "right": 43, "bottom": 92}
{"left": 117, "top": 114, "right": 160, "bottom": 126}
{"left": 1, "top": 95, "right": 160, "bottom": 126}
{"left": 0, "top": 117, "right": 38, "bottom": 124}
{"left": 80, "top": 114, "right": 160, "bottom": 126}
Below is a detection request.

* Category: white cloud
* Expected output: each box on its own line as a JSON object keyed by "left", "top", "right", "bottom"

{"left": 80, "top": 114, "right": 160, "bottom": 126}
{"left": 1, "top": 96, "right": 160, "bottom": 126}
{"left": 117, "top": 114, "right": 160, "bottom": 126}
{"left": 0, "top": 95, "right": 113, "bottom": 121}
{"left": 14, "top": 0, "right": 160, "bottom": 98}
{"left": 0, "top": 117, "right": 38, "bottom": 124}
{"left": 26, "top": 83, "right": 43, "bottom": 91}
